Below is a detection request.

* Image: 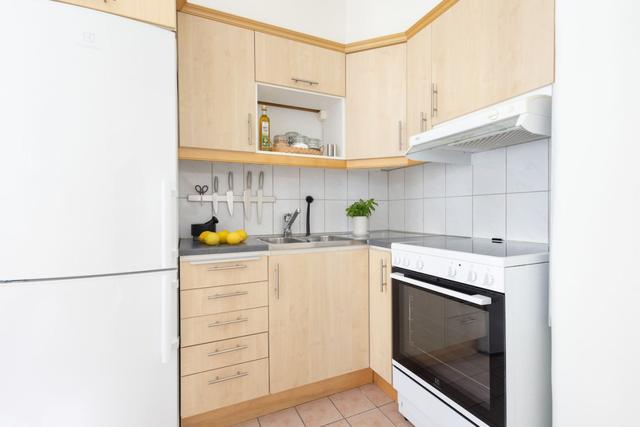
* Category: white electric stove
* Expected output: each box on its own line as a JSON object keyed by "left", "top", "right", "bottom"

{"left": 390, "top": 236, "right": 551, "bottom": 427}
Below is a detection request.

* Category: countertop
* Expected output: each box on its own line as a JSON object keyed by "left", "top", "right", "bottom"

{"left": 179, "top": 231, "right": 433, "bottom": 257}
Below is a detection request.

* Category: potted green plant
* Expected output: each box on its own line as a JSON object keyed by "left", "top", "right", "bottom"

{"left": 346, "top": 199, "right": 378, "bottom": 236}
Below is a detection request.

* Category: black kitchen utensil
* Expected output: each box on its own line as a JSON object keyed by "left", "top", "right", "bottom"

{"left": 191, "top": 216, "right": 218, "bottom": 239}
{"left": 305, "top": 195, "right": 314, "bottom": 236}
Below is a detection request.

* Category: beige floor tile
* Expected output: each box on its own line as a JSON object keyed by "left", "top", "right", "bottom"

{"left": 379, "top": 402, "right": 413, "bottom": 426}
{"left": 359, "top": 383, "right": 393, "bottom": 407}
{"left": 329, "top": 388, "right": 376, "bottom": 418}
{"left": 323, "top": 420, "right": 350, "bottom": 427}
{"left": 295, "top": 397, "right": 342, "bottom": 427}
{"left": 230, "top": 419, "right": 260, "bottom": 427}
{"left": 259, "top": 407, "right": 305, "bottom": 427}
{"left": 347, "top": 408, "right": 395, "bottom": 427}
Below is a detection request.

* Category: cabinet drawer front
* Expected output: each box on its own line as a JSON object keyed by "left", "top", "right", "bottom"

{"left": 180, "top": 256, "right": 268, "bottom": 290}
{"left": 181, "top": 307, "right": 268, "bottom": 347}
{"left": 181, "top": 333, "right": 269, "bottom": 376}
{"left": 181, "top": 282, "right": 268, "bottom": 318}
{"left": 181, "top": 358, "right": 269, "bottom": 417}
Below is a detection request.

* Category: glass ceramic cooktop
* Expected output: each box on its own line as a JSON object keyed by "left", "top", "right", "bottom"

{"left": 393, "top": 235, "right": 549, "bottom": 258}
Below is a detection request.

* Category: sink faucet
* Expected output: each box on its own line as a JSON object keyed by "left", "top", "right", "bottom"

{"left": 283, "top": 208, "right": 300, "bottom": 237}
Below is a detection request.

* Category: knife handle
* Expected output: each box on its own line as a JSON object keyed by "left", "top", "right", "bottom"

{"left": 228, "top": 172, "right": 233, "bottom": 190}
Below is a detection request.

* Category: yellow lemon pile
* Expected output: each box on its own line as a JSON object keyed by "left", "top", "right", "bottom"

{"left": 198, "top": 229, "right": 248, "bottom": 246}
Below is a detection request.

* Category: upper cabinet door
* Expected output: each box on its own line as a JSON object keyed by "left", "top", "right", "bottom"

{"left": 346, "top": 44, "right": 407, "bottom": 160}
{"left": 178, "top": 13, "right": 256, "bottom": 152}
{"left": 56, "top": 0, "right": 176, "bottom": 29}
{"left": 406, "top": 25, "right": 432, "bottom": 141}
{"left": 431, "top": 0, "right": 554, "bottom": 124}
{"left": 255, "top": 33, "right": 346, "bottom": 97}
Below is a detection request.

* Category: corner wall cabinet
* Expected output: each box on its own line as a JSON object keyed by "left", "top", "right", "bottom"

{"left": 178, "top": 13, "right": 256, "bottom": 153}
{"left": 255, "top": 32, "right": 346, "bottom": 97}
{"left": 56, "top": 0, "right": 176, "bottom": 29}
{"left": 346, "top": 43, "right": 407, "bottom": 160}
{"left": 406, "top": 25, "right": 433, "bottom": 141}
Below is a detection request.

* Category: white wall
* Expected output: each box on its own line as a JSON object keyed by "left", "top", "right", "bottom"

{"left": 551, "top": 1, "right": 640, "bottom": 425}
{"left": 178, "top": 161, "right": 389, "bottom": 237}
{"left": 389, "top": 141, "right": 550, "bottom": 242}
{"left": 345, "top": 0, "right": 440, "bottom": 43}
{"left": 191, "top": 0, "right": 346, "bottom": 42}
{"left": 191, "top": 0, "right": 440, "bottom": 43}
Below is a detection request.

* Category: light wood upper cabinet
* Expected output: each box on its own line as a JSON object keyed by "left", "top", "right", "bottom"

{"left": 178, "top": 13, "right": 256, "bottom": 152}
{"left": 369, "top": 248, "right": 392, "bottom": 384}
{"left": 406, "top": 25, "right": 432, "bottom": 142}
{"left": 431, "top": 0, "right": 554, "bottom": 124}
{"left": 56, "top": 0, "right": 176, "bottom": 29}
{"left": 255, "top": 33, "right": 346, "bottom": 97}
{"left": 346, "top": 44, "right": 407, "bottom": 160}
{"left": 268, "top": 249, "right": 369, "bottom": 393}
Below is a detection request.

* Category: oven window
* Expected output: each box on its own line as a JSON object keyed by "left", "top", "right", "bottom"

{"left": 393, "top": 275, "right": 505, "bottom": 427}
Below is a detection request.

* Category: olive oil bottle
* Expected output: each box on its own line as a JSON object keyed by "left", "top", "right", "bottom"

{"left": 259, "top": 105, "right": 271, "bottom": 151}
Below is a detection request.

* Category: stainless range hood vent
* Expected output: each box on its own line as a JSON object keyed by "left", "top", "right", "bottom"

{"left": 407, "top": 94, "right": 552, "bottom": 164}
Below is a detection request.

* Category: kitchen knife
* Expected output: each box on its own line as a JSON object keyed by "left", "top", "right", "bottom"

{"left": 257, "top": 171, "right": 264, "bottom": 224}
{"left": 212, "top": 176, "right": 219, "bottom": 215}
{"left": 243, "top": 171, "right": 252, "bottom": 220}
{"left": 226, "top": 171, "right": 234, "bottom": 215}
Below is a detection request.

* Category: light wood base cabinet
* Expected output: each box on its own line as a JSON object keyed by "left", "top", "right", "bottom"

{"left": 178, "top": 13, "right": 256, "bottom": 152}
{"left": 268, "top": 248, "right": 369, "bottom": 393}
{"left": 369, "top": 248, "right": 392, "bottom": 384}
{"left": 346, "top": 44, "right": 407, "bottom": 160}
{"left": 56, "top": 0, "right": 176, "bottom": 29}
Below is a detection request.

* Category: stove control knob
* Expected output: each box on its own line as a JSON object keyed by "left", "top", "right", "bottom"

{"left": 416, "top": 259, "right": 425, "bottom": 270}
{"left": 484, "top": 273, "right": 495, "bottom": 286}
{"left": 468, "top": 271, "right": 478, "bottom": 283}
{"left": 402, "top": 257, "right": 410, "bottom": 267}
{"left": 447, "top": 266, "right": 456, "bottom": 277}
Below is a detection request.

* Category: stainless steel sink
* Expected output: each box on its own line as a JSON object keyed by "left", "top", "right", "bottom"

{"left": 258, "top": 234, "right": 366, "bottom": 250}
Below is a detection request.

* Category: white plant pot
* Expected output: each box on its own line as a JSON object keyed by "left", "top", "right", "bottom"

{"left": 352, "top": 216, "right": 369, "bottom": 236}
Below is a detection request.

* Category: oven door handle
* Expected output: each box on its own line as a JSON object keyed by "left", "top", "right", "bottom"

{"left": 391, "top": 273, "right": 492, "bottom": 306}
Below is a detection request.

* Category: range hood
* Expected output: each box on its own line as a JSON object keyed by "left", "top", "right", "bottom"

{"left": 407, "top": 94, "right": 552, "bottom": 164}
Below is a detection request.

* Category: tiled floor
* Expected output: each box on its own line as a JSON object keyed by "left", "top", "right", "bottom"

{"left": 231, "top": 384, "right": 413, "bottom": 427}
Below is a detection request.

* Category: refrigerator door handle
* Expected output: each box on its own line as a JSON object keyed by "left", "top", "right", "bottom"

{"left": 161, "top": 276, "right": 179, "bottom": 364}
{"left": 161, "top": 180, "right": 178, "bottom": 267}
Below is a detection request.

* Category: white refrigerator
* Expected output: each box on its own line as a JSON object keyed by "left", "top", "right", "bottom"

{"left": 0, "top": 1, "right": 179, "bottom": 426}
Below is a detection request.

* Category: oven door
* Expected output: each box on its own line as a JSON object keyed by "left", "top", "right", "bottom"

{"left": 392, "top": 269, "right": 505, "bottom": 427}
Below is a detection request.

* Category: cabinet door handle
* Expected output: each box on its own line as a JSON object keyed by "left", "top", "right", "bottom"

{"left": 207, "top": 264, "right": 248, "bottom": 272}
{"left": 380, "top": 259, "right": 385, "bottom": 292}
{"left": 275, "top": 263, "right": 280, "bottom": 299}
{"left": 421, "top": 111, "right": 427, "bottom": 132}
{"left": 248, "top": 113, "right": 253, "bottom": 146}
{"left": 207, "top": 371, "right": 249, "bottom": 385}
{"left": 207, "top": 291, "right": 249, "bottom": 300}
{"left": 208, "top": 344, "right": 248, "bottom": 357}
{"left": 208, "top": 317, "right": 248, "bottom": 327}
{"left": 398, "top": 121, "right": 403, "bottom": 151}
{"left": 291, "top": 77, "right": 319, "bottom": 86}
{"left": 431, "top": 83, "right": 438, "bottom": 118}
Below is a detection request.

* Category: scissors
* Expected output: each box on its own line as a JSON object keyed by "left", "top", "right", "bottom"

{"left": 195, "top": 185, "right": 209, "bottom": 206}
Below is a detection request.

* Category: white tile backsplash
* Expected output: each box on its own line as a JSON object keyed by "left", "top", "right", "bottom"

{"left": 423, "top": 198, "right": 446, "bottom": 234}
{"left": 179, "top": 160, "right": 212, "bottom": 198}
{"left": 244, "top": 202, "right": 274, "bottom": 236}
{"left": 300, "top": 167, "right": 325, "bottom": 200}
{"left": 405, "top": 165, "right": 424, "bottom": 199}
{"left": 423, "top": 163, "right": 446, "bottom": 198}
{"left": 473, "top": 194, "right": 506, "bottom": 239}
{"left": 389, "top": 169, "right": 405, "bottom": 200}
{"left": 348, "top": 170, "right": 369, "bottom": 200}
{"left": 389, "top": 200, "right": 405, "bottom": 231}
{"left": 369, "top": 200, "right": 389, "bottom": 231}
{"left": 404, "top": 199, "right": 424, "bottom": 233}
{"left": 369, "top": 170, "right": 388, "bottom": 201}
{"left": 445, "top": 164, "right": 473, "bottom": 197}
{"left": 507, "top": 140, "right": 549, "bottom": 193}
{"left": 473, "top": 148, "right": 506, "bottom": 195}
{"left": 506, "top": 192, "right": 549, "bottom": 243}
{"left": 446, "top": 197, "right": 473, "bottom": 237}
{"left": 324, "top": 169, "right": 347, "bottom": 200}
{"left": 273, "top": 166, "right": 300, "bottom": 199}
{"left": 324, "top": 200, "right": 348, "bottom": 232}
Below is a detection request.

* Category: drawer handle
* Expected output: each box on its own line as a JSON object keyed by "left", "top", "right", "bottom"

{"left": 207, "top": 264, "right": 248, "bottom": 271}
{"left": 208, "top": 317, "right": 249, "bottom": 327}
{"left": 189, "top": 257, "right": 260, "bottom": 266}
{"left": 291, "top": 77, "right": 319, "bottom": 86}
{"left": 207, "top": 371, "right": 249, "bottom": 385}
{"left": 207, "top": 291, "right": 249, "bottom": 300}
{"left": 208, "top": 344, "right": 248, "bottom": 357}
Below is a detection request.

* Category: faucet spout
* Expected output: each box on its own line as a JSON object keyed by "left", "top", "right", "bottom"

{"left": 283, "top": 208, "right": 300, "bottom": 237}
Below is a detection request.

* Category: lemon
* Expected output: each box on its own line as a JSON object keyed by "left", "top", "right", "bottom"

{"left": 217, "top": 230, "right": 230, "bottom": 244}
{"left": 198, "top": 231, "right": 211, "bottom": 242}
{"left": 226, "top": 232, "right": 243, "bottom": 245}
{"left": 203, "top": 232, "right": 220, "bottom": 246}
{"left": 235, "top": 229, "right": 248, "bottom": 242}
